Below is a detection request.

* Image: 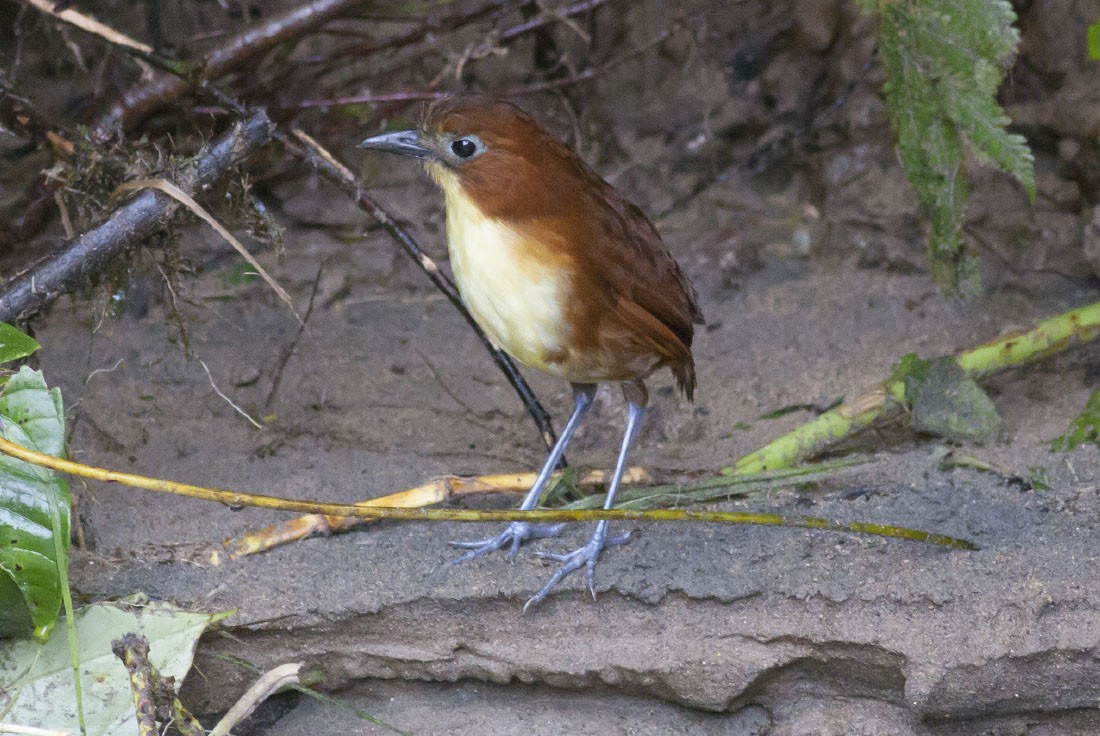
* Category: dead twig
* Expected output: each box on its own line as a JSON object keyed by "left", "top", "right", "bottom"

{"left": 228, "top": 466, "right": 652, "bottom": 557}
{"left": 295, "top": 23, "right": 672, "bottom": 109}
{"left": 265, "top": 264, "right": 324, "bottom": 408}
{"left": 23, "top": 0, "right": 153, "bottom": 53}
{"left": 111, "top": 633, "right": 205, "bottom": 736}
{"left": 76, "top": 0, "right": 367, "bottom": 141}
{"left": 199, "top": 359, "right": 263, "bottom": 429}
{"left": 111, "top": 634, "right": 159, "bottom": 736}
{"left": 0, "top": 111, "right": 274, "bottom": 323}
{"left": 498, "top": 0, "right": 607, "bottom": 45}
{"left": 114, "top": 177, "right": 300, "bottom": 322}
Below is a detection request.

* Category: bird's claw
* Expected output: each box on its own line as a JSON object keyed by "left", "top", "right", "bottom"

{"left": 449, "top": 521, "right": 565, "bottom": 564}
{"left": 523, "top": 529, "right": 633, "bottom": 612}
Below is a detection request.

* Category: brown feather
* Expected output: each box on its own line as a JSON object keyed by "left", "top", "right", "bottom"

{"left": 420, "top": 95, "right": 702, "bottom": 399}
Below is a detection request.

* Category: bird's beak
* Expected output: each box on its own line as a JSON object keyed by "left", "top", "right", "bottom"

{"left": 357, "top": 130, "right": 436, "bottom": 161}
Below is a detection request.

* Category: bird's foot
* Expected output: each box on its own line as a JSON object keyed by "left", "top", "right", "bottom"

{"left": 523, "top": 527, "right": 632, "bottom": 612}
{"left": 449, "top": 521, "right": 566, "bottom": 564}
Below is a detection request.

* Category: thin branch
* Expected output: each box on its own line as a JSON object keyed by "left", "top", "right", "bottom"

{"left": 294, "top": 24, "right": 670, "bottom": 109}
{"left": 23, "top": 0, "right": 153, "bottom": 54}
{"left": 0, "top": 111, "right": 274, "bottom": 323}
{"left": 265, "top": 264, "right": 323, "bottom": 408}
{"left": 199, "top": 359, "right": 263, "bottom": 429}
{"left": 74, "top": 0, "right": 368, "bottom": 140}
{"left": 229, "top": 466, "right": 653, "bottom": 556}
{"left": 0, "top": 433, "right": 976, "bottom": 551}
{"left": 497, "top": 0, "right": 607, "bottom": 44}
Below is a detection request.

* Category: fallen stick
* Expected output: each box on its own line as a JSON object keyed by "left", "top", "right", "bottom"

{"left": 228, "top": 467, "right": 652, "bottom": 558}
{"left": 82, "top": 0, "right": 366, "bottom": 140}
{"left": 0, "top": 111, "right": 273, "bottom": 323}
{"left": 0, "top": 434, "right": 974, "bottom": 550}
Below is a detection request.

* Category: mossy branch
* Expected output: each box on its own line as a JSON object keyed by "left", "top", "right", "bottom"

{"left": 734, "top": 300, "right": 1100, "bottom": 474}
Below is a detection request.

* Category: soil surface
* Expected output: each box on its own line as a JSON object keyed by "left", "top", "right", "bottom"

{"left": 6, "top": 0, "right": 1100, "bottom": 734}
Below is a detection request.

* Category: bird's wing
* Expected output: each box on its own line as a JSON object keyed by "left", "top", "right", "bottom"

{"left": 592, "top": 193, "right": 703, "bottom": 346}
{"left": 582, "top": 192, "right": 702, "bottom": 397}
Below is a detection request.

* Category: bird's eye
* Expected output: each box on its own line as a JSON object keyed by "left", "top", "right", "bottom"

{"left": 451, "top": 138, "right": 478, "bottom": 159}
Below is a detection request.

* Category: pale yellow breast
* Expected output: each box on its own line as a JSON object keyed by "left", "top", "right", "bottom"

{"left": 430, "top": 166, "right": 572, "bottom": 374}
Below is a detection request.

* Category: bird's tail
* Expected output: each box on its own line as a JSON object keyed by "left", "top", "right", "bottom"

{"left": 673, "top": 360, "right": 697, "bottom": 402}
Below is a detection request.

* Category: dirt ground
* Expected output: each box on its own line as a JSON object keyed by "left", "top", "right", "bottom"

{"left": 7, "top": 0, "right": 1100, "bottom": 734}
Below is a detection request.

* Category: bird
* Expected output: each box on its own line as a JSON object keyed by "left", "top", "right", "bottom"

{"left": 359, "top": 95, "right": 703, "bottom": 610}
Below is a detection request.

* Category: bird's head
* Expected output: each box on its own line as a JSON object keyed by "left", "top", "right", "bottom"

{"left": 359, "top": 95, "right": 593, "bottom": 219}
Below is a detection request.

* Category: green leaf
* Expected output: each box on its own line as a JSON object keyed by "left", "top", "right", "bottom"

{"left": 1051, "top": 388, "right": 1100, "bottom": 452}
{"left": 1088, "top": 19, "right": 1100, "bottom": 60}
{"left": 1028, "top": 466, "right": 1051, "bottom": 491}
{"left": 887, "top": 352, "right": 930, "bottom": 396}
{"left": 0, "top": 366, "right": 70, "bottom": 640}
{"left": 0, "top": 323, "right": 39, "bottom": 365}
{"left": 873, "top": 0, "right": 1035, "bottom": 295}
{"left": 0, "top": 601, "right": 230, "bottom": 734}
{"left": 221, "top": 261, "right": 259, "bottom": 287}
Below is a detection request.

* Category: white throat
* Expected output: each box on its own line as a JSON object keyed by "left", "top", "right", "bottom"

{"left": 428, "top": 164, "right": 571, "bottom": 374}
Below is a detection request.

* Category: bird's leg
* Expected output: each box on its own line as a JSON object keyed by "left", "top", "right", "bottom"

{"left": 523, "top": 381, "right": 648, "bottom": 611}
{"left": 450, "top": 383, "right": 597, "bottom": 563}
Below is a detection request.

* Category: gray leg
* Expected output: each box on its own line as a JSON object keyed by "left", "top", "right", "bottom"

{"left": 450, "top": 383, "right": 597, "bottom": 563}
{"left": 523, "top": 396, "right": 646, "bottom": 611}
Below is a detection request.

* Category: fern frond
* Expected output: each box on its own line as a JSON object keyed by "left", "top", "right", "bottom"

{"left": 869, "top": 0, "right": 1035, "bottom": 295}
